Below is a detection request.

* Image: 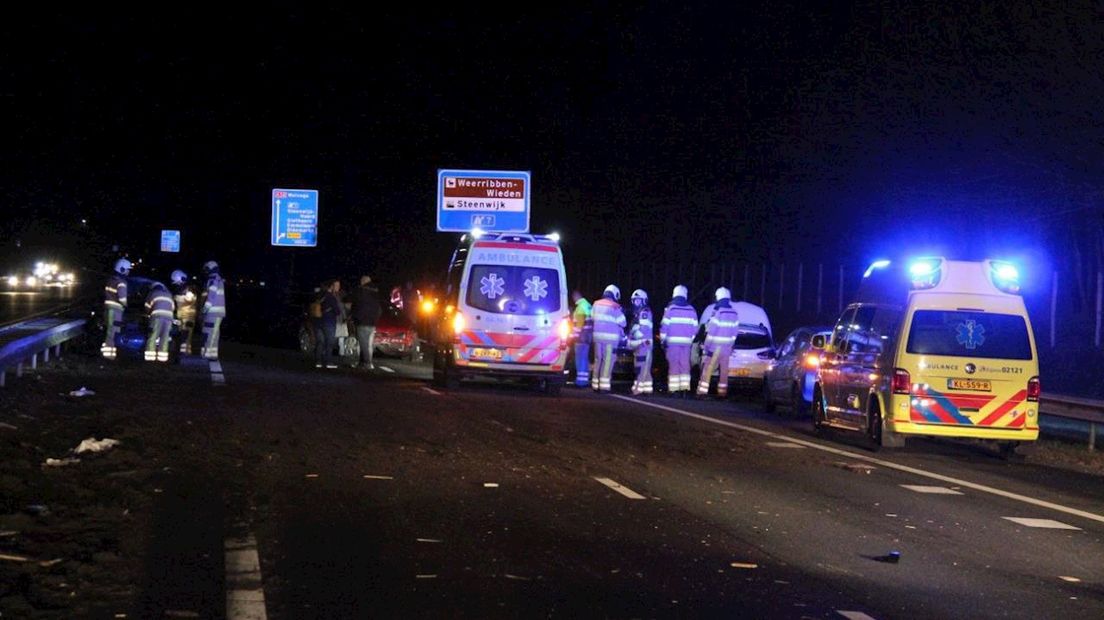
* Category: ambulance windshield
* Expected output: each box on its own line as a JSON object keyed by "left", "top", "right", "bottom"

{"left": 906, "top": 310, "right": 1033, "bottom": 360}
{"left": 466, "top": 265, "right": 562, "bottom": 316}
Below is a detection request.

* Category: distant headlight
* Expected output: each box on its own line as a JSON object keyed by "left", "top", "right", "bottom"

{"left": 6, "top": 276, "right": 18, "bottom": 287}
{"left": 26, "top": 276, "right": 37, "bottom": 287}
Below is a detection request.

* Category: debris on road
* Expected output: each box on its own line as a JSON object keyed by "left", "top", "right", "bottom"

{"left": 305, "top": 473, "right": 319, "bottom": 479}
{"left": 0, "top": 552, "right": 31, "bottom": 563}
{"left": 483, "top": 482, "right": 499, "bottom": 488}
{"left": 1059, "top": 576, "right": 1082, "bottom": 583}
{"left": 43, "top": 457, "right": 81, "bottom": 467}
{"left": 416, "top": 538, "right": 442, "bottom": 543}
{"left": 0, "top": 422, "right": 17, "bottom": 430}
{"left": 503, "top": 573, "right": 532, "bottom": 581}
{"left": 415, "top": 574, "right": 438, "bottom": 579}
{"left": 363, "top": 474, "right": 394, "bottom": 480}
{"left": 872, "top": 551, "right": 901, "bottom": 563}
{"left": 730, "top": 562, "right": 758, "bottom": 569}
{"left": 67, "top": 387, "right": 96, "bottom": 397}
{"left": 74, "top": 437, "right": 120, "bottom": 454}
{"left": 833, "top": 461, "right": 876, "bottom": 474}
{"left": 24, "top": 504, "right": 50, "bottom": 516}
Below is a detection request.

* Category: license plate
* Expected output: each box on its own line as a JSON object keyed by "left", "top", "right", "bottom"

{"left": 948, "top": 378, "right": 991, "bottom": 391}
{"left": 470, "top": 347, "right": 503, "bottom": 361}
{"left": 732, "top": 368, "right": 750, "bottom": 377}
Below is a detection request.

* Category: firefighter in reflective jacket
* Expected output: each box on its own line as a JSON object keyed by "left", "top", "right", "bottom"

{"left": 627, "top": 289, "right": 654, "bottom": 395}
{"left": 591, "top": 284, "right": 626, "bottom": 393}
{"left": 570, "top": 291, "right": 593, "bottom": 387}
{"left": 659, "top": 285, "right": 698, "bottom": 397}
{"left": 171, "top": 270, "right": 197, "bottom": 354}
{"left": 697, "top": 287, "right": 740, "bottom": 398}
{"left": 143, "top": 282, "right": 175, "bottom": 362}
{"left": 200, "top": 261, "right": 226, "bottom": 360}
{"left": 101, "top": 258, "right": 131, "bottom": 359}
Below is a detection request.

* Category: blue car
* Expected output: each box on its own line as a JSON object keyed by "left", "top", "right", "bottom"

{"left": 763, "top": 326, "right": 832, "bottom": 414}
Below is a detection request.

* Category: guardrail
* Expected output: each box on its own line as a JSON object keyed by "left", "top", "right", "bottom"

{"left": 0, "top": 318, "right": 87, "bottom": 387}
{"left": 1040, "top": 394, "right": 1104, "bottom": 451}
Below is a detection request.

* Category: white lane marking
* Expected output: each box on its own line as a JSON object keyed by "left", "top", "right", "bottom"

{"left": 379, "top": 366, "right": 395, "bottom": 374}
{"left": 610, "top": 394, "right": 1104, "bottom": 526}
{"left": 415, "top": 574, "right": 437, "bottom": 579}
{"left": 1002, "top": 517, "right": 1082, "bottom": 530}
{"left": 212, "top": 373, "right": 226, "bottom": 386}
{"left": 593, "top": 477, "right": 647, "bottom": 500}
{"left": 416, "top": 538, "right": 442, "bottom": 543}
{"left": 837, "top": 612, "right": 878, "bottom": 620}
{"left": 483, "top": 482, "right": 499, "bottom": 488}
{"left": 766, "top": 441, "right": 806, "bottom": 449}
{"left": 900, "top": 485, "right": 964, "bottom": 495}
{"left": 225, "top": 532, "right": 268, "bottom": 620}
{"left": 363, "top": 475, "right": 394, "bottom": 480}
{"left": 209, "top": 361, "right": 223, "bottom": 374}
{"left": 421, "top": 386, "right": 441, "bottom": 395}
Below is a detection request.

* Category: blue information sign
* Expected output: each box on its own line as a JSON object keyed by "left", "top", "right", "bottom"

{"left": 437, "top": 170, "right": 530, "bottom": 233}
{"left": 160, "top": 230, "right": 181, "bottom": 253}
{"left": 271, "top": 188, "right": 319, "bottom": 247}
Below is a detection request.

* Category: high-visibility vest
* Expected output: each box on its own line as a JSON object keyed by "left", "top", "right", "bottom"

{"left": 660, "top": 302, "right": 698, "bottom": 345}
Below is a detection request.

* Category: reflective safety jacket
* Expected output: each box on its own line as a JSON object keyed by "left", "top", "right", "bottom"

{"left": 572, "top": 298, "right": 593, "bottom": 343}
{"left": 627, "top": 307, "right": 654, "bottom": 350}
{"left": 104, "top": 274, "right": 128, "bottom": 309}
{"left": 145, "top": 286, "right": 175, "bottom": 320}
{"left": 173, "top": 284, "right": 197, "bottom": 322}
{"left": 703, "top": 302, "right": 740, "bottom": 349}
{"left": 202, "top": 274, "right": 226, "bottom": 317}
{"left": 591, "top": 297, "right": 626, "bottom": 345}
{"left": 659, "top": 299, "right": 698, "bottom": 346}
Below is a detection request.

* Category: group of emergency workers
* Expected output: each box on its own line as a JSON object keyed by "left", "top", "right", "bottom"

{"left": 100, "top": 258, "right": 227, "bottom": 362}
{"left": 571, "top": 283, "right": 742, "bottom": 398}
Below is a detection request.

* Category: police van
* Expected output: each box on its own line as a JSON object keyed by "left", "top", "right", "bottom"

{"left": 432, "top": 231, "right": 571, "bottom": 394}
{"left": 813, "top": 258, "right": 1040, "bottom": 453}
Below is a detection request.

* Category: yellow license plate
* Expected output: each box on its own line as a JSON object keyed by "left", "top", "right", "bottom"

{"left": 731, "top": 368, "right": 750, "bottom": 377}
{"left": 470, "top": 347, "right": 503, "bottom": 361}
{"left": 948, "top": 378, "right": 991, "bottom": 391}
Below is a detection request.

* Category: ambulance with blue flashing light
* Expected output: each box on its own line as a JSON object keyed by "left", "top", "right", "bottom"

{"left": 813, "top": 257, "right": 1040, "bottom": 454}
{"left": 431, "top": 230, "right": 571, "bottom": 394}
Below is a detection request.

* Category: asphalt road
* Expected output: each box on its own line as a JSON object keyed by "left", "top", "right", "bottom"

{"left": 2, "top": 344, "right": 1102, "bottom": 619}
{"left": 0, "top": 287, "right": 80, "bottom": 325}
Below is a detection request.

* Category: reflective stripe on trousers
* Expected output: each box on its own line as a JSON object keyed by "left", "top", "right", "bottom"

{"left": 202, "top": 315, "right": 223, "bottom": 359}
{"left": 145, "top": 317, "right": 172, "bottom": 361}
{"left": 632, "top": 346, "right": 653, "bottom": 394}
{"left": 666, "top": 345, "right": 691, "bottom": 392}
{"left": 574, "top": 342, "right": 590, "bottom": 385}
{"left": 697, "top": 346, "right": 733, "bottom": 395}
{"left": 591, "top": 343, "right": 614, "bottom": 391}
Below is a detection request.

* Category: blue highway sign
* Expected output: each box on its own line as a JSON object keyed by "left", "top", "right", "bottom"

{"left": 160, "top": 230, "right": 181, "bottom": 253}
{"left": 437, "top": 170, "right": 530, "bottom": 233}
{"left": 272, "top": 189, "right": 319, "bottom": 247}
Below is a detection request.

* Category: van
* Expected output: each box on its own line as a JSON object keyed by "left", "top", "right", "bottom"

{"left": 432, "top": 232, "right": 572, "bottom": 394}
{"left": 813, "top": 258, "right": 1040, "bottom": 453}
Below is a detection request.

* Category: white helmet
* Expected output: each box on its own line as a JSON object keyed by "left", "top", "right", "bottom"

{"left": 171, "top": 270, "right": 187, "bottom": 285}
{"left": 203, "top": 260, "right": 219, "bottom": 275}
{"left": 672, "top": 285, "right": 688, "bottom": 299}
{"left": 715, "top": 286, "right": 732, "bottom": 301}
{"left": 630, "top": 289, "right": 648, "bottom": 303}
{"left": 113, "top": 258, "right": 133, "bottom": 276}
{"left": 603, "top": 284, "right": 621, "bottom": 301}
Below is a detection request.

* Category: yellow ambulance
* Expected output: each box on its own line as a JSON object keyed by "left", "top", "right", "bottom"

{"left": 813, "top": 258, "right": 1040, "bottom": 454}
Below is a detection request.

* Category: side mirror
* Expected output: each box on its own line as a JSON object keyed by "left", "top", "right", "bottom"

{"left": 811, "top": 334, "right": 826, "bottom": 349}
{"left": 757, "top": 349, "right": 776, "bottom": 360}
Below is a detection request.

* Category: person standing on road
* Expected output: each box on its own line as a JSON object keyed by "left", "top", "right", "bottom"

{"left": 200, "top": 261, "right": 227, "bottom": 360}
{"left": 143, "top": 281, "right": 175, "bottom": 362}
{"left": 591, "top": 284, "right": 626, "bottom": 393}
{"left": 627, "top": 289, "right": 654, "bottom": 395}
{"left": 351, "top": 275, "right": 382, "bottom": 370}
{"left": 170, "top": 270, "right": 197, "bottom": 355}
{"left": 101, "top": 258, "right": 131, "bottom": 360}
{"left": 696, "top": 287, "right": 740, "bottom": 398}
{"left": 659, "top": 285, "right": 697, "bottom": 397}
{"left": 570, "top": 291, "right": 593, "bottom": 387}
{"left": 317, "top": 279, "right": 346, "bottom": 369}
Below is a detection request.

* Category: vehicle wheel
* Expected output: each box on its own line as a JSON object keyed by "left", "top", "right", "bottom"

{"left": 812, "top": 388, "right": 828, "bottom": 436}
{"left": 762, "top": 379, "right": 776, "bottom": 413}
{"left": 298, "top": 326, "right": 314, "bottom": 358}
{"left": 791, "top": 383, "right": 808, "bottom": 416}
{"left": 998, "top": 441, "right": 1021, "bottom": 460}
{"left": 867, "top": 404, "right": 884, "bottom": 451}
{"left": 542, "top": 379, "right": 562, "bottom": 397}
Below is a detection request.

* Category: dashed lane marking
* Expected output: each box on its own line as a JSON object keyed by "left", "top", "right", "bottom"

{"left": 363, "top": 475, "right": 394, "bottom": 480}
{"left": 837, "top": 612, "right": 878, "bottom": 620}
{"left": 609, "top": 394, "right": 1104, "bottom": 526}
{"left": 766, "top": 441, "right": 806, "bottom": 449}
{"left": 593, "top": 477, "right": 647, "bottom": 500}
{"left": 225, "top": 531, "right": 268, "bottom": 620}
{"left": 212, "top": 373, "right": 225, "bottom": 386}
{"left": 900, "top": 485, "right": 964, "bottom": 495}
{"left": 1002, "top": 517, "right": 1082, "bottom": 530}
{"left": 209, "top": 361, "right": 223, "bottom": 374}
{"left": 379, "top": 366, "right": 395, "bottom": 374}
{"left": 421, "top": 386, "right": 442, "bottom": 395}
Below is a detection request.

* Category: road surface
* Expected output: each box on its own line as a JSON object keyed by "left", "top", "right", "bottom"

{"left": 0, "top": 287, "right": 80, "bottom": 325}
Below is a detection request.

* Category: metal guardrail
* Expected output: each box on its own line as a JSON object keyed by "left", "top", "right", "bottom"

{"left": 1040, "top": 394, "right": 1104, "bottom": 451}
{"left": 0, "top": 318, "right": 87, "bottom": 387}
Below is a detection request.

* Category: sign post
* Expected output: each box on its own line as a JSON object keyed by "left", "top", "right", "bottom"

{"left": 271, "top": 189, "right": 319, "bottom": 247}
{"left": 160, "top": 230, "right": 181, "bottom": 253}
{"left": 437, "top": 169, "right": 530, "bottom": 233}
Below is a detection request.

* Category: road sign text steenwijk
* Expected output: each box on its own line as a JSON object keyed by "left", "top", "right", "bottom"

{"left": 271, "top": 188, "right": 319, "bottom": 247}
{"left": 437, "top": 169, "right": 530, "bottom": 233}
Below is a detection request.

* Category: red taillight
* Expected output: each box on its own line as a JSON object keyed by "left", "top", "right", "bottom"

{"left": 892, "top": 368, "right": 911, "bottom": 395}
{"left": 803, "top": 353, "right": 820, "bottom": 369}
{"left": 1026, "top": 376, "right": 1040, "bottom": 402}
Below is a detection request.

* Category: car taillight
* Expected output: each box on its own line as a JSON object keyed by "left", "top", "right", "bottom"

{"left": 1026, "top": 376, "right": 1040, "bottom": 402}
{"left": 557, "top": 317, "right": 571, "bottom": 342}
{"left": 803, "top": 353, "right": 820, "bottom": 369}
{"left": 452, "top": 311, "right": 465, "bottom": 336}
{"left": 892, "top": 368, "right": 911, "bottom": 395}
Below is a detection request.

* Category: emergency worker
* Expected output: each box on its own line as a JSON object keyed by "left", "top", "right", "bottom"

{"left": 697, "top": 287, "right": 740, "bottom": 398}
{"left": 570, "top": 291, "right": 593, "bottom": 387}
{"left": 590, "top": 284, "right": 626, "bottom": 393}
{"left": 171, "top": 270, "right": 197, "bottom": 354}
{"left": 626, "top": 289, "right": 654, "bottom": 395}
{"left": 101, "top": 258, "right": 131, "bottom": 359}
{"left": 659, "top": 285, "right": 697, "bottom": 397}
{"left": 200, "top": 261, "right": 226, "bottom": 360}
{"left": 143, "top": 282, "right": 175, "bottom": 362}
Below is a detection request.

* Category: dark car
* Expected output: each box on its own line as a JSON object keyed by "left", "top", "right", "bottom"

{"left": 763, "top": 326, "right": 833, "bottom": 414}
{"left": 86, "top": 276, "right": 182, "bottom": 359}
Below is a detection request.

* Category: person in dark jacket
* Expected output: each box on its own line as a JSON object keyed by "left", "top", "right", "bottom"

{"left": 351, "top": 275, "right": 382, "bottom": 369}
{"left": 316, "top": 279, "right": 346, "bottom": 369}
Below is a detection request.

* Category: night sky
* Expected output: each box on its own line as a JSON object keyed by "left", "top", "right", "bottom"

{"left": 4, "top": 3, "right": 1103, "bottom": 289}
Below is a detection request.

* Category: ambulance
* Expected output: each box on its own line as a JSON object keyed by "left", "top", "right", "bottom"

{"left": 813, "top": 258, "right": 1040, "bottom": 454}
{"left": 431, "top": 231, "right": 572, "bottom": 394}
